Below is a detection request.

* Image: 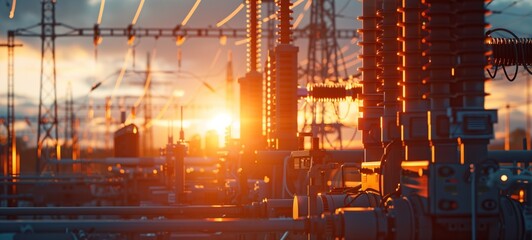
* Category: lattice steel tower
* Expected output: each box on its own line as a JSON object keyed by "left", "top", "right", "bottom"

{"left": 36, "top": 0, "right": 59, "bottom": 172}
{"left": 305, "top": 0, "right": 343, "bottom": 148}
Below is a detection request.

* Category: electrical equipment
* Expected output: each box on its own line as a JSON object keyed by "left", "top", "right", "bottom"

{"left": 113, "top": 124, "right": 139, "bottom": 158}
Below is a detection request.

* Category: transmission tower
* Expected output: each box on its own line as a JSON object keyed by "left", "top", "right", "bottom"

{"left": 304, "top": 0, "right": 344, "bottom": 149}
{"left": 63, "top": 82, "right": 74, "bottom": 160}
{"left": 36, "top": 0, "right": 59, "bottom": 172}
{"left": 5, "top": 32, "right": 20, "bottom": 177}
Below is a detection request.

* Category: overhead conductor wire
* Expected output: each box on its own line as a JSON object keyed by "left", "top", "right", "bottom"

{"left": 216, "top": 3, "right": 244, "bottom": 27}
{"left": 9, "top": 0, "right": 16, "bottom": 19}
{"left": 110, "top": 0, "right": 146, "bottom": 103}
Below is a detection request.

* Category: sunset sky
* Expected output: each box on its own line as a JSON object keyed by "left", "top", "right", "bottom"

{"left": 0, "top": 0, "right": 531, "bottom": 150}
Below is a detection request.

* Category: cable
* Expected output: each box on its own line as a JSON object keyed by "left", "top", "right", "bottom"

{"left": 131, "top": 0, "right": 146, "bottom": 25}
{"left": 181, "top": 0, "right": 202, "bottom": 26}
{"left": 97, "top": 0, "right": 105, "bottom": 24}
{"left": 216, "top": 3, "right": 244, "bottom": 28}
{"left": 486, "top": 28, "right": 532, "bottom": 81}
{"left": 8, "top": 0, "right": 15, "bottom": 19}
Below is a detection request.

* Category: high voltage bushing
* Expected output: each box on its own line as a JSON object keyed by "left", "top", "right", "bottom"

{"left": 397, "top": 0, "right": 431, "bottom": 161}
{"left": 423, "top": 0, "right": 459, "bottom": 164}
{"left": 306, "top": 83, "right": 362, "bottom": 102}
{"left": 487, "top": 37, "right": 532, "bottom": 66}
{"left": 358, "top": 0, "right": 384, "bottom": 160}
{"left": 277, "top": 0, "right": 293, "bottom": 44}
{"left": 274, "top": 0, "right": 298, "bottom": 150}
{"left": 246, "top": 0, "right": 262, "bottom": 72}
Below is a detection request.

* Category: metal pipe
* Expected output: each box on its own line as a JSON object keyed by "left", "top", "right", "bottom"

{"left": 487, "top": 150, "right": 532, "bottom": 164}
{"left": 0, "top": 218, "right": 307, "bottom": 233}
{"left": 0, "top": 206, "right": 248, "bottom": 217}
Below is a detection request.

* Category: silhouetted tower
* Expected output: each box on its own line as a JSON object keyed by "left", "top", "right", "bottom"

{"left": 72, "top": 118, "right": 79, "bottom": 161}
{"left": 63, "top": 82, "right": 74, "bottom": 159}
{"left": 36, "top": 0, "right": 59, "bottom": 172}
{"left": 5, "top": 31, "right": 21, "bottom": 176}
{"left": 105, "top": 96, "right": 112, "bottom": 151}
{"left": 305, "top": 0, "right": 343, "bottom": 148}
{"left": 307, "top": 0, "right": 339, "bottom": 83}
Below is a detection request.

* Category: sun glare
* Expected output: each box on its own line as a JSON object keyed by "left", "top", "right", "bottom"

{"left": 207, "top": 113, "right": 232, "bottom": 136}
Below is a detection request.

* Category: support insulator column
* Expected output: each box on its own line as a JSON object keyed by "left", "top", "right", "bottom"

{"left": 359, "top": 0, "right": 384, "bottom": 162}
{"left": 275, "top": 0, "right": 299, "bottom": 150}
{"left": 424, "top": 0, "right": 459, "bottom": 163}
{"left": 239, "top": 72, "right": 264, "bottom": 151}
{"left": 378, "top": 0, "right": 402, "bottom": 194}
{"left": 240, "top": 0, "right": 265, "bottom": 152}
{"left": 452, "top": 0, "right": 497, "bottom": 164}
{"left": 398, "top": 0, "right": 430, "bottom": 161}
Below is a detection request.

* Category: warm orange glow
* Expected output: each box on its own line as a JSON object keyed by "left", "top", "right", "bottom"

{"left": 176, "top": 36, "right": 186, "bottom": 46}
{"left": 207, "top": 113, "right": 232, "bottom": 136}
{"left": 519, "top": 189, "right": 525, "bottom": 203}
{"left": 9, "top": 0, "right": 16, "bottom": 19}
{"left": 219, "top": 35, "right": 227, "bottom": 46}
{"left": 56, "top": 144, "right": 61, "bottom": 160}
{"left": 131, "top": 0, "right": 145, "bottom": 25}
{"left": 216, "top": 3, "right": 244, "bottom": 27}
{"left": 264, "top": 176, "right": 270, "bottom": 183}
{"left": 11, "top": 141, "right": 17, "bottom": 175}
{"left": 181, "top": 0, "right": 202, "bottom": 26}
{"left": 97, "top": 0, "right": 106, "bottom": 24}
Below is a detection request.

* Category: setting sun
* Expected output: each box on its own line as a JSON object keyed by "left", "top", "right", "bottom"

{"left": 207, "top": 112, "right": 232, "bottom": 136}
